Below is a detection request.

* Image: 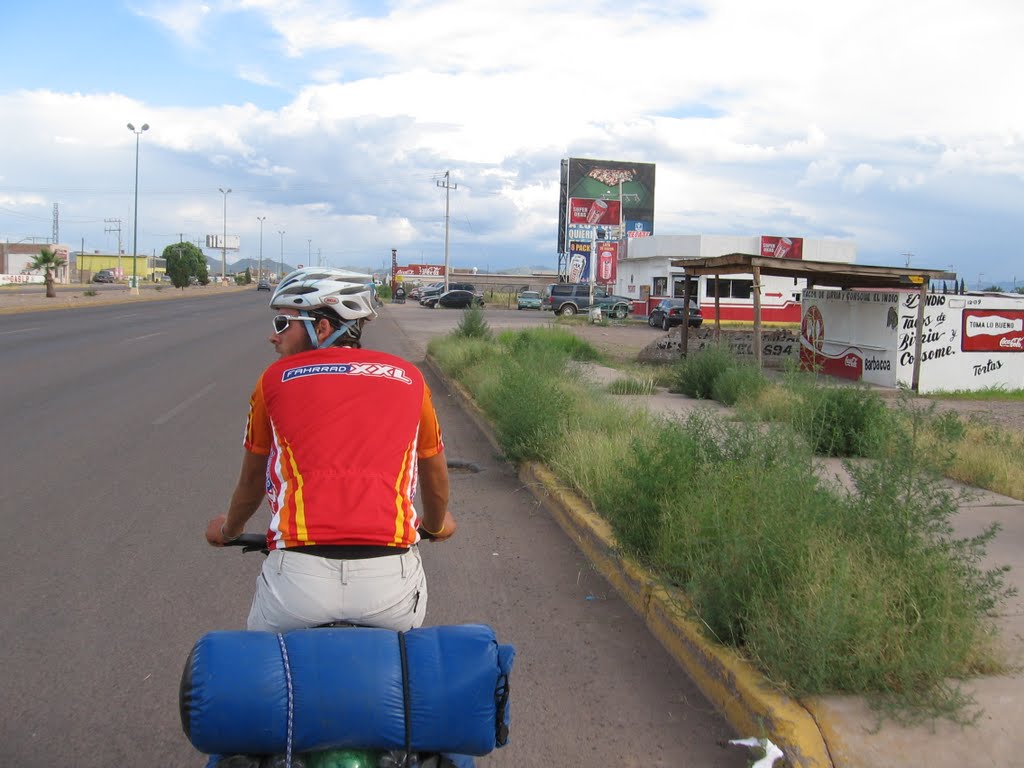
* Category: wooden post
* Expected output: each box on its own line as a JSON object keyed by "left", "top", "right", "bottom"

{"left": 752, "top": 266, "right": 763, "bottom": 368}
{"left": 681, "top": 272, "right": 692, "bottom": 358}
{"left": 911, "top": 281, "right": 927, "bottom": 392}
{"left": 713, "top": 274, "right": 721, "bottom": 344}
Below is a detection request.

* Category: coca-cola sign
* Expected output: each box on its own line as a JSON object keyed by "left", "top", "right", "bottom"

{"left": 961, "top": 310, "right": 1024, "bottom": 353}
{"left": 395, "top": 264, "right": 446, "bottom": 277}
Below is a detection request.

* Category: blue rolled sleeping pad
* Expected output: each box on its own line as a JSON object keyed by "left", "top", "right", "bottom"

{"left": 180, "top": 624, "right": 515, "bottom": 757}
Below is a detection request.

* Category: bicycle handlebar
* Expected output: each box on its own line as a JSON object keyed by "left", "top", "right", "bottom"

{"left": 225, "top": 529, "right": 437, "bottom": 554}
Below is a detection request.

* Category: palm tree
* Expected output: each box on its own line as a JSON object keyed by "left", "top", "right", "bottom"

{"left": 31, "top": 247, "right": 68, "bottom": 298}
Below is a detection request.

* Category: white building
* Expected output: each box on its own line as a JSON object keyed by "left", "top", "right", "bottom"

{"left": 613, "top": 234, "right": 856, "bottom": 322}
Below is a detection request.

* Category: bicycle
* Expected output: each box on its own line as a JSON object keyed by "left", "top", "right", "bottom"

{"left": 181, "top": 534, "right": 515, "bottom": 768}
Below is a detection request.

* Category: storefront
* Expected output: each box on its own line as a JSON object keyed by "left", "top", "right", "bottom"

{"left": 614, "top": 234, "right": 856, "bottom": 322}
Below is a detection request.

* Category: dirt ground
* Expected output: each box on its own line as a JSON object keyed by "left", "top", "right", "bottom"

{"left": 559, "top": 319, "right": 1024, "bottom": 437}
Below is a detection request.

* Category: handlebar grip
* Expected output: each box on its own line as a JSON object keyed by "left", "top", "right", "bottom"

{"left": 225, "top": 533, "right": 269, "bottom": 552}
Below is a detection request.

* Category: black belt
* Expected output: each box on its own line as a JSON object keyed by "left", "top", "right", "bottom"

{"left": 285, "top": 544, "right": 409, "bottom": 560}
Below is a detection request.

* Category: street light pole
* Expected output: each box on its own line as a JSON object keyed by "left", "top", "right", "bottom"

{"left": 127, "top": 122, "right": 149, "bottom": 294}
{"left": 219, "top": 187, "right": 231, "bottom": 282}
{"left": 278, "top": 230, "right": 285, "bottom": 278}
{"left": 257, "top": 215, "right": 266, "bottom": 281}
{"left": 307, "top": 238, "right": 311, "bottom": 267}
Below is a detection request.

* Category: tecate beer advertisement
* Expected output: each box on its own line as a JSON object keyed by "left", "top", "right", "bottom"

{"left": 568, "top": 241, "right": 592, "bottom": 283}
{"left": 568, "top": 197, "right": 622, "bottom": 226}
{"left": 761, "top": 236, "right": 804, "bottom": 260}
{"left": 558, "top": 158, "right": 656, "bottom": 252}
{"left": 596, "top": 242, "right": 618, "bottom": 283}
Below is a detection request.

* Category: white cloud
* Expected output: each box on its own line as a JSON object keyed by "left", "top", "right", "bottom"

{"left": 3, "top": 0, "right": 1024, "bottom": 278}
{"left": 843, "top": 163, "right": 883, "bottom": 194}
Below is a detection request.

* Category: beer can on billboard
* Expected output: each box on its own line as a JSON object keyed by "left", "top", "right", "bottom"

{"left": 568, "top": 254, "right": 586, "bottom": 283}
{"left": 774, "top": 237, "right": 793, "bottom": 259}
{"left": 586, "top": 199, "right": 609, "bottom": 224}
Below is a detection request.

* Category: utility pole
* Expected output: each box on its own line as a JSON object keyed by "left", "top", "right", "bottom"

{"left": 902, "top": 252, "right": 913, "bottom": 268}
{"left": 105, "top": 218, "right": 123, "bottom": 276}
{"left": 257, "top": 216, "right": 266, "bottom": 281}
{"left": 219, "top": 187, "right": 231, "bottom": 282}
{"left": 436, "top": 171, "right": 457, "bottom": 291}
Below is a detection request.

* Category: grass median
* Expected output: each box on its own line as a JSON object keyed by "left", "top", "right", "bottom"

{"left": 429, "top": 311, "right": 1015, "bottom": 723}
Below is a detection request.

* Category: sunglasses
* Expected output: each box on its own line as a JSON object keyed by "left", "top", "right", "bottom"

{"left": 272, "top": 314, "right": 316, "bottom": 334}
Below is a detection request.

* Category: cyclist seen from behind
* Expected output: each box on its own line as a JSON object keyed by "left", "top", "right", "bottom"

{"left": 205, "top": 267, "right": 457, "bottom": 633}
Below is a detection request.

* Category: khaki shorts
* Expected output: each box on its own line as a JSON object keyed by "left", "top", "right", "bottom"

{"left": 246, "top": 547, "right": 427, "bottom": 633}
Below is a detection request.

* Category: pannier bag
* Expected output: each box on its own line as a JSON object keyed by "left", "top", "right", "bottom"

{"left": 180, "top": 624, "right": 515, "bottom": 757}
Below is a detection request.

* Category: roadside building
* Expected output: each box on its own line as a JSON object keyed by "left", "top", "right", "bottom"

{"left": 610, "top": 234, "right": 856, "bottom": 322}
{"left": 1, "top": 242, "right": 71, "bottom": 285}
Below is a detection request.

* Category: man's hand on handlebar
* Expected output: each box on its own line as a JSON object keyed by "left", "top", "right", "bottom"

{"left": 205, "top": 514, "right": 243, "bottom": 547}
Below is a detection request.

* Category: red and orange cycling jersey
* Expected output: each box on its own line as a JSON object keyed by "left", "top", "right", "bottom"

{"left": 243, "top": 347, "right": 443, "bottom": 550}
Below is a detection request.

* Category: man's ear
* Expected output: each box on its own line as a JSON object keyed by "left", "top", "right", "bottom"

{"left": 315, "top": 317, "right": 334, "bottom": 342}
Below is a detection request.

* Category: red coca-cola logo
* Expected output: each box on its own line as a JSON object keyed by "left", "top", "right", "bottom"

{"left": 999, "top": 337, "right": 1024, "bottom": 349}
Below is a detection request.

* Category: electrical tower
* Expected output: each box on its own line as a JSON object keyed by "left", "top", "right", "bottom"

{"left": 105, "top": 218, "right": 123, "bottom": 274}
{"left": 52, "top": 203, "right": 59, "bottom": 244}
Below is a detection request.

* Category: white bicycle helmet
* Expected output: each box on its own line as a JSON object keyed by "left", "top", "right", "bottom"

{"left": 270, "top": 267, "right": 378, "bottom": 348}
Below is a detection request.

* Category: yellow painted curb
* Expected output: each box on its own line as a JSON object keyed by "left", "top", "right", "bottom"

{"left": 424, "top": 354, "right": 833, "bottom": 768}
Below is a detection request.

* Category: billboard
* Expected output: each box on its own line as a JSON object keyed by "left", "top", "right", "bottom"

{"left": 558, "top": 158, "right": 656, "bottom": 254}
{"left": 205, "top": 234, "right": 241, "bottom": 251}
{"left": 760, "top": 236, "right": 803, "bottom": 260}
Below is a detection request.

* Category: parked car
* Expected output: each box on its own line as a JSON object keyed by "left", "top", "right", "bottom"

{"left": 541, "top": 283, "right": 632, "bottom": 319}
{"left": 436, "top": 289, "right": 485, "bottom": 309}
{"left": 516, "top": 290, "right": 542, "bottom": 310}
{"left": 257, "top": 279, "right": 272, "bottom": 291}
{"left": 421, "top": 282, "right": 475, "bottom": 307}
{"left": 92, "top": 269, "right": 116, "bottom": 283}
{"left": 409, "top": 282, "right": 443, "bottom": 301}
{"left": 648, "top": 299, "right": 703, "bottom": 330}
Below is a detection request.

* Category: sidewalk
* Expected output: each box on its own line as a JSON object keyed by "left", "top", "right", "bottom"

{"left": 433, "top": 356, "right": 1024, "bottom": 768}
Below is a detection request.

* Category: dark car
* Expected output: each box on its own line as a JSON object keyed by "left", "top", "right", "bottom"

{"left": 541, "top": 283, "right": 632, "bottom": 319}
{"left": 436, "top": 289, "right": 485, "bottom": 309}
{"left": 648, "top": 299, "right": 703, "bottom": 330}
{"left": 409, "top": 282, "right": 443, "bottom": 301}
{"left": 421, "top": 282, "right": 475, "bottom": 307}
{"left": 92, "top": 270, "right": 116, "bottom": 283}
{"left": 257, "top": 279, "right": 271, "bottom": 291}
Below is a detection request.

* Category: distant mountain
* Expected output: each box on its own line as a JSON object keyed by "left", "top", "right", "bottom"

{"left": 205, "top": 256, "right": 296, "bottom": 276}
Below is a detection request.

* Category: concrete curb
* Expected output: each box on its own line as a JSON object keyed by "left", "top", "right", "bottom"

{"left": 423, "top": 354, "right": 834, "bottom": 768}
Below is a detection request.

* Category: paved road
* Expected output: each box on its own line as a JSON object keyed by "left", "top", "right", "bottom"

{"left": 0, "top": 296, "right": 745, "bottom": 766}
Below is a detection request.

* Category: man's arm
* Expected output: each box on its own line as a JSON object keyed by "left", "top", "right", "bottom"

{"left": 418, "top": 449, "right": 456, "bottom": 541}
{"left": 205, "top": 450, "right": 267, "bottom": 546}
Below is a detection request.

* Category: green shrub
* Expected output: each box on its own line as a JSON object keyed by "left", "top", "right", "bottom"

{"left": 710, "top": 362, "right": 769, "bottom": 406}
{"left": 498, "top": 326, "right": 602, "bottom": 362}
{"left": 670, "top": 344, "right": 736, "bottom": 399}
{"left": 479, "top": 344, "right": 574, "bottom": 464}
{"left": 792, "top": 385, "right": 893, "bottom": 457}
{"left": 453, "top": 304, "right": 492, "bottom": 340}
{"left": 607, "top": 376, "right": 656, "bottom": 396}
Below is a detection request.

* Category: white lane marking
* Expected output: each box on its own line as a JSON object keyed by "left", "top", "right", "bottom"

{"left": 0, "top": 327, "right": 41, "bottom": 335}
{"left": 127, "top": 331, "right": 166, "bottom": 342}
{"left": 111, "top": 313, "right": 143, "bottom": 319}
{"left": 153, "top": 382, "right": 216, "bottom": 425}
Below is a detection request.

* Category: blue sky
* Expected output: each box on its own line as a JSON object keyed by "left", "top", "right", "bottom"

{"left": 1, "top": 0, "right": 1022, "bottom": 287}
